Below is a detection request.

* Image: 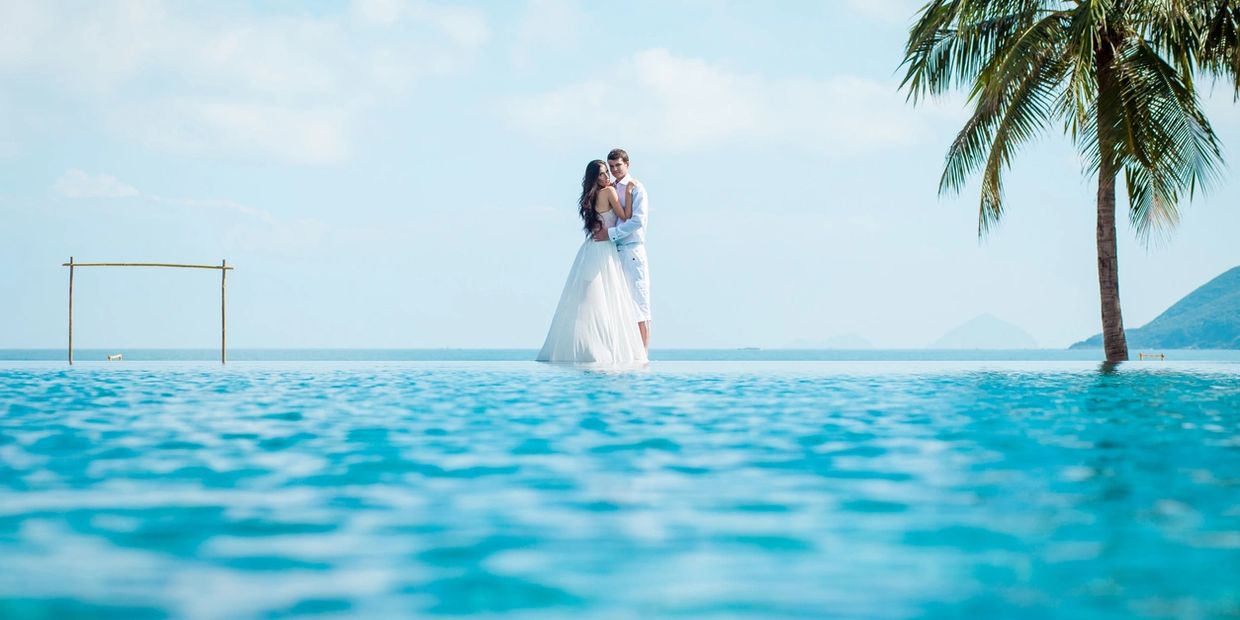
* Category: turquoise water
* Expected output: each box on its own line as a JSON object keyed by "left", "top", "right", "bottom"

{"left": 1, "top": 361, "right": 1239, "bottom": 618}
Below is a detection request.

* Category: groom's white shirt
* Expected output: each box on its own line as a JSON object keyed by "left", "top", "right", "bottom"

{"left": 608, "top": 175, "right": 647, "bottom": 245}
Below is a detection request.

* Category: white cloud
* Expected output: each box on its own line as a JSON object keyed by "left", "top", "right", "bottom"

{"left": 409, "top": 2, "right": 490, "bottom": 49}
{"left": 149, "top": 196, "right": 329, "bottom": 256}
{"left": 505, "top": 48, "right": 939, "bottom": 154}
{"left": 353, "top": 0, "right": 405, "bottom": 26}
{"left": 353, "top": 0, "right": 488, "bottom": 46}
{"left": 121, "top": 100, "right": 352, "bottom": 165}
{"left": 512, "top": 0, "right": 586, "bottom": 70}
{"left": 49, "top": 170, "right": 326, "bottom": 255}
{"left": 53, "top": 170, "right": 141, "bottom": 199}
{"left": 1, "top": 0, "right": 489, "bottom": 164}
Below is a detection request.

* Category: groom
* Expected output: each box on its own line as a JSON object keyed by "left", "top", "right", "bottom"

{"left": 593, "top": 147, "right": 651, "bottom": 350}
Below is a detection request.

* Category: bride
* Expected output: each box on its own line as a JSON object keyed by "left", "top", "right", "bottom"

{"left": 536, "top": 160, "right": 648, "bottom": 365}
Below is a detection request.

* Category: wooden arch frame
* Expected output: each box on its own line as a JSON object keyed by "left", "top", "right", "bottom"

{"left": 63, "top": 258, "right": 234, "bottom": 365}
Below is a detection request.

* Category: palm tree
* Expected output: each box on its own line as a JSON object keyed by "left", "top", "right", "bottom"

{"left": 901, "top": 0, "right": 1239, "bottom": 362}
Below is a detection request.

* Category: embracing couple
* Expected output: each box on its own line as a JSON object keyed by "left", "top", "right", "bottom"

{"left": 536, "top": 148, "right": 651, "bottom": 365}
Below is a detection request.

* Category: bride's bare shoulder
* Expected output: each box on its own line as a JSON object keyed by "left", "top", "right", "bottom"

{"left": 592, "top": 186, "right": 615, "bottom": 212}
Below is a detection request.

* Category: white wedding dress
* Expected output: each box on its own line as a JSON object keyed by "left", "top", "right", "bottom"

{"left": 537, "top": 211, "right": 648, "bottom": 365}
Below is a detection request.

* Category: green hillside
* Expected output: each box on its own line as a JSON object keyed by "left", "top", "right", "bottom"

{"left": 1071, "top": 266, "right": 1240, "bottom": 349}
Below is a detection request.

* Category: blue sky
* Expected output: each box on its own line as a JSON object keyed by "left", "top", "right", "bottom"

{"left": 2, "top": 0, "right": 1238, "bottom": 349}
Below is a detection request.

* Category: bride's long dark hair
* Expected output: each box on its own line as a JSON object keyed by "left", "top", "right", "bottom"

{"left": 578, "top": 159, "right": 607, "bottom": 234}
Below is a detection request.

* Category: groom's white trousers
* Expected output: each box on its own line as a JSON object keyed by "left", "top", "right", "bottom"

{"left": 618, "top": 242, "right": 651, "bottom": 322}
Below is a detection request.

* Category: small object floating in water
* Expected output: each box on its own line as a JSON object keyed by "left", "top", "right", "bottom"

{"left": 738, "top": 346, "right": 760, "bottom": 351}
{"left": 1138, "top": 352, "right": 1165, "bottom": 360}
{"left": 106, "top": 353, "right": 123, "bottom": 361}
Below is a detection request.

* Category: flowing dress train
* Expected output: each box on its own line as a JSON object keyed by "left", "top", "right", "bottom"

{"left": 537, "top": 211, "right": 647, "bottom": 365}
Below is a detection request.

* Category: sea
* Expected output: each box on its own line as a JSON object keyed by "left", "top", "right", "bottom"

{"left": 1, "top": 349, "right": 1237, "bottom": 618}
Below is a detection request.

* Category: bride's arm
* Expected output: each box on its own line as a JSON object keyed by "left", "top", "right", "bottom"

{"left": 606, "top": 184, "right": 635, "bottom": 220}
{"left": 620, "top": 182, "right": 639, "bottom": 220}
{"left": 606, "top": 182, "right": 646, "bottom": 242}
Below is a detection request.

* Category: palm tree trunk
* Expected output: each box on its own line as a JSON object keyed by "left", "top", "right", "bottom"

{"left": 1096, "top": 162, "right": 1128, "bottom": 362}
{"left": 1095, "top": 38, "right": 1129, "bottom": 363}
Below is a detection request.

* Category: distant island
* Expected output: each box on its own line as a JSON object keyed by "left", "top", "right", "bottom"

{"left": 1071, "top": 265, "right": 1240, "bottom": 350}
{"left": 931, "top": 314, "right": 1037, "bottom": 349}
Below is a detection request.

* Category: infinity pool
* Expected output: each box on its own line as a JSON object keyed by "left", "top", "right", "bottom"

{"left": 1, "top": 362, "right": 1238, "bottom": 618}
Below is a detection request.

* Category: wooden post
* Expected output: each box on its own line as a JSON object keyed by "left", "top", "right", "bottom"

{"left": 68, "top": 256, "right": 74, "bottom": 365}
{"left": 221, "top": 259, "right": 227, "bottom": 365}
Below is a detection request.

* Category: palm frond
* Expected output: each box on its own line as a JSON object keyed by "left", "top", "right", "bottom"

{"left": 1124, "top": 162, "right": 1180, "bottom": 245}
{"left": 971, "top": 15, "right": 1068, "bottom": 235}
{"left": 1199, "top": 0, "right": 1240, "bottom": 97}
{"left": 901, "top": 0, "right": 1044, "bottom": 102}
{"left": 938, "top": 12, "right": 1066, "bottom": 197}
{"left": 1059, "top": 1, "right": 1106, "bottom": 139}
{"left": 1112, "top": 40, "right": 1224, "bottom": 241}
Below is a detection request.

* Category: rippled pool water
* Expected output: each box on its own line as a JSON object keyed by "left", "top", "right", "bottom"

{"left": 1, "top": 361, "right": 1238, "bottom": 619}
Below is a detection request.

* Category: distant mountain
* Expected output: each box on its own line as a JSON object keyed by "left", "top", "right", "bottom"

{"left": 931, "top": 314, "right": 1037, "bottom": 349}
{"left": 787, "top": 333, "right": 874, "bottom": 349}
{"left": 1071, "top": 266, "right": 1240, "bottom": 349}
